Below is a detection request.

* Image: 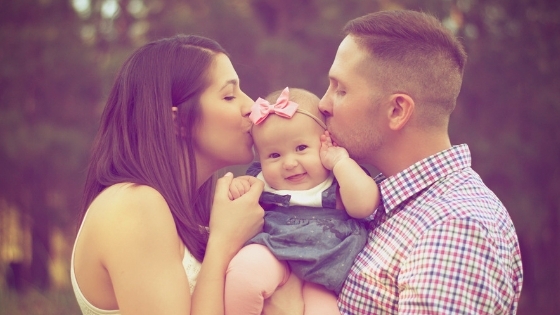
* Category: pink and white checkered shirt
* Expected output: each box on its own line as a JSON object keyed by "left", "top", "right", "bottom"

{"left": 338, "top": 144, "right": 523, "bottom": 314}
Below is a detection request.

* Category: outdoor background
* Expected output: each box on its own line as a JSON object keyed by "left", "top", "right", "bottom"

{"left": 0, "top": 0, "right": 558, "bottom": 314}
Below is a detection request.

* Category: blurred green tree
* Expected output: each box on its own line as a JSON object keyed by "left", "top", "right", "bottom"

{"left": 0, "top": 0, "right": 102, "bottom": 290}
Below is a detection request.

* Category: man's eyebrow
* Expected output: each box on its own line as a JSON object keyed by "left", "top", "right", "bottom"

{"left": 220, "top": 79, "right": 238, "bottom": 91}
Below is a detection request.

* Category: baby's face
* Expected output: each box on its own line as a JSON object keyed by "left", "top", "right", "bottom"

{"left": 253, "top": 114, "right": 329, "bottom": 191}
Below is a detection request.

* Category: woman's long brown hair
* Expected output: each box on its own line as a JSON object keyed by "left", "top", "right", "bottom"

{"left": 79, "top": 35, "right": 227, "bottom": 261}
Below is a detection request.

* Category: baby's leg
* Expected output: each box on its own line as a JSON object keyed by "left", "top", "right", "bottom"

{"left": 225, "top": 244, "right": 290, "bottom": 315}
{"left": 302, "top": 281, "right": 341, "bottom": 315}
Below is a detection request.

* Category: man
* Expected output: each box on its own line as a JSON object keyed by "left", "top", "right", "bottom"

{"left": 318, "top": 10, "right": 523, "bottom": 314}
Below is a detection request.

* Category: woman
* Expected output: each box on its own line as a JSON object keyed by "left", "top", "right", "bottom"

{"left": 71, "top": 34, "right": 264, "bottom": 314}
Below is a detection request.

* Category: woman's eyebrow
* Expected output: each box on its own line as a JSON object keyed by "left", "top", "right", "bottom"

{"left": 220, "top": 79, "right": 238, "bottom": 91}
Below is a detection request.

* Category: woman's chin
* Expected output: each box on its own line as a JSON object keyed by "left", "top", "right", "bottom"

{"left": 225, "top": 151, "right": 254, "bottom": 168}
{"left": 238, "top": 151, "right": 255, "bottom": 165}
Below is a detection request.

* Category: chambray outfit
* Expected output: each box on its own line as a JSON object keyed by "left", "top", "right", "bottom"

{"left": 246, "top": 162, "right": 368, "bottom": 294}
{"left": 338, "top": 144, "right": 523, "bottom": 314}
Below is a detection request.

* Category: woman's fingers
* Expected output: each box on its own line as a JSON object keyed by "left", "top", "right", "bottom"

{"left": 214, "top": 172, "right": 234, "bottom": 202}
{"left": 209, "top": 173, "right": 264, "bottom": 254}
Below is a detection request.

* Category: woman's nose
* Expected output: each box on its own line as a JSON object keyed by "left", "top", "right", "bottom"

{"left": 241, "top": 91, "right": 254, "bottom": 117}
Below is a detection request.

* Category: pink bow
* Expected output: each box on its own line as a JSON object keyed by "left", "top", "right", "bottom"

{"left": 250, "top": 87, "right": 299, "bottom": 125}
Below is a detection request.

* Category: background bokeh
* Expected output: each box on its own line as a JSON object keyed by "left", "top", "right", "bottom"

{"left": 1, "top": 0, "right": 558, "bottom": 314}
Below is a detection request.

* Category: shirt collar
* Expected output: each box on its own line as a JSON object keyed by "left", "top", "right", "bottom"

{"left": 375, "top": 144, "right": 471, "bottom": 214}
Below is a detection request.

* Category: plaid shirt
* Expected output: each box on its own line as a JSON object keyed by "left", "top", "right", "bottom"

{"left": 338, "top": 144, "right": 523, "bottom": 314}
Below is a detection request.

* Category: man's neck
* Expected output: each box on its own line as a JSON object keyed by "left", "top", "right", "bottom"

{"left": 373, "top": 132, "right": 451, "bottom": 178}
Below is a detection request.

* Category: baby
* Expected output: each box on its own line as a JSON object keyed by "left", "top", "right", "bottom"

{"left": 225, "top": 87, "right": 380, "bottom": 315}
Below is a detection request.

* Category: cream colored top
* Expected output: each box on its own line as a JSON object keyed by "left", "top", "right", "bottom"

{"left": 70, "top": 209, "right": 201, "bottom": 315}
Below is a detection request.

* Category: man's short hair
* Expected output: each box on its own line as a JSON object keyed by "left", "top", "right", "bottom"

{"left": 344, "top": 10, "right": 467, "bottom": 127}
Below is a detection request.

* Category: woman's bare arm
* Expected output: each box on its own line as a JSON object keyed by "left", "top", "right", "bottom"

{"left": 191, "top": 173, "right": 264, "bottom": 314}
{"left": 96, "top": 173, "right": 263, "bottom": 315}
{"left": 99, "top": 185, "right": 193, "bottom": 314}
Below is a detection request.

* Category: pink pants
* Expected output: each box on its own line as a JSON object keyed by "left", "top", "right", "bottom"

{"left": 225, "top": 244, "right": 341, "bottom": 315}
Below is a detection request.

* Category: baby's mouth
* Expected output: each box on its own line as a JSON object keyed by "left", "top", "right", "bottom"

{"left": 286, "top": 173, "right": 306, "bottom": 181}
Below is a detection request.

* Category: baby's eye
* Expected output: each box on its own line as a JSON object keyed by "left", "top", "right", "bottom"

{"left": 269, "top": 153, "right": 280, "bottom": 159}
{"left": 296, "top": 145, "right": 308, "bottom": 152}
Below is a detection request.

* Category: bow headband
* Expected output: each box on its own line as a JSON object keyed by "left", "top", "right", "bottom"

{"left": 249, "top": 87, "right": 326, "bottom": 129}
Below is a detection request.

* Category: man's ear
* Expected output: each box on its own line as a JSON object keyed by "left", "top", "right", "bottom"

{"left": 387, "top": 94, "right": 414, "bottom": 131}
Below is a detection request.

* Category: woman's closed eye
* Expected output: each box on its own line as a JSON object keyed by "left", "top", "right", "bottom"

{"left": 224, "top": 95, "right": 236, "bottom": 101}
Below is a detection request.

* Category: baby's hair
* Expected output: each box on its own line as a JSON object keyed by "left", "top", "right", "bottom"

{"left": 265, "top": 88, "right": 326, "bottom": 127}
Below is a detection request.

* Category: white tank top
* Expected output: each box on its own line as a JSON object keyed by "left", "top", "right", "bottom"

{"left": 70, "top": 210, "right": 201, "bottom": 315}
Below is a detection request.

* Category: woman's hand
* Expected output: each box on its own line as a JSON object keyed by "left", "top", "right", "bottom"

{"left": 209, "top": 172, "right": 264, "bottom": 257}
{"left": 192, "top": 173, "right": 264, "bottom": 315}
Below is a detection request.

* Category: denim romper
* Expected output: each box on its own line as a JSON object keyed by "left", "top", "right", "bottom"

{"left": 246, "top": 162, "right": 368, "bottom": 294}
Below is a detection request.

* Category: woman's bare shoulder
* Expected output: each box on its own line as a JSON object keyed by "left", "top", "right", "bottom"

{"left": 89, "top": 183, "right": 170, "bottom": 220}
{"left": 96, "top": 182, "right": 165, "bottom": 205}
{"left": 75, "top": 183, "right": 187, "bottom": 310}
{"left": 84, "top": 183, "right": 181, "bottom": 257}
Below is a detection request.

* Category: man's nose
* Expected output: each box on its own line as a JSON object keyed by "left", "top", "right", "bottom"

{"left": 318, "top": 93, "right": 332, "bottom": 117}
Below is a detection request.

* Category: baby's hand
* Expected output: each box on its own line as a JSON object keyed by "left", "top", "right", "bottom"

{"left": 228, "top": 175, "right": 256, "bottom": 200}
{"left": 320, "top": 130, "right": 350, "bottom": 170}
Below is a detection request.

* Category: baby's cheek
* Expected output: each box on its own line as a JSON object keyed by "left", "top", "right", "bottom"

{"left": 262, "top": 166, "right": 279, "bottom": 187}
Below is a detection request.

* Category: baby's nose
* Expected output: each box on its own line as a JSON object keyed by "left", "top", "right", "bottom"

{"left": 283, "top": 158, "right": 298, "bottom": 170}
